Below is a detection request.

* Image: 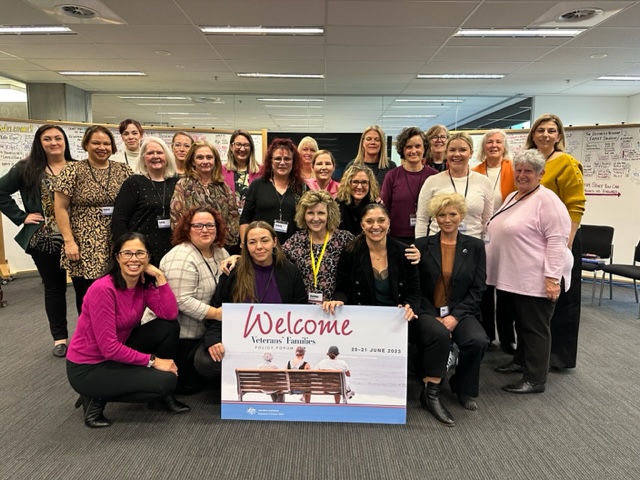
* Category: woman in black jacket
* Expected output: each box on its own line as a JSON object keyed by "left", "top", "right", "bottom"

{"left": 323, "top": 204, "right": 453, "bottom": 427}
{"left": 414, "top": 193, "right": 488, "bottom": 412}
{"left": 196, "top": 221, "right": 307, "bottom": 383}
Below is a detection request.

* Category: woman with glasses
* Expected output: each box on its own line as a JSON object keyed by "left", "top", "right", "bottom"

{"left": 298, "top": 136, "right": 319, "bottom": 180}
{"left": 336, "top": 164, "right": 380, "bottom": 236}
{"left": 111, "top": 119, "right": 144, "bottom": 172}
{"left": 240, "top": 138, "right": 307, "bottom": 245}
{"left": 112, "top": 137, "right": 178, "bottom": 265}
{"left": 66, "top": 232, "right": 186, "bottom": 429}
{"left": 170, "top": 141, "right": 239, "bottom": 250}
{"left": 425, "top": 125, "right": 449, "bottom": 172}
{"left": 415, "top": 132, "right": 493, "bottom": 240}
{"left": 144, "top": 206, "right": 230, "bottom": 395}
{"left": 54, "top": 125, "right": 132, "bottom": 313}
{"left": 196, "top": 221, "right": 307, "bottom": 387}
{"left": 171, "top": 131, "right": 194, "bottom": 177}
{"left": 525, "top": 113, "right": 586, "bottom": 371}
{"left": 0, "top": 124, "right": 76, "bottom": 357}
{"left": 381, "top": 127, "right": 438, "bottom": 245}
{"left": 222, "top": 129, "right": 260, "bottom": 218}
{"left": 344, "top": 125, "right": 396, "bottom": 187}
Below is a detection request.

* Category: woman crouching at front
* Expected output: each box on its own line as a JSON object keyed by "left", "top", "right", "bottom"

{"left": 66, "top": 233, "right": 186, "bottom": 428}
{"left": 195, "top": 221, "right": 307, "bottom": 383}
{"left": 322, "top": 204, "right": 454, "bottom": 426}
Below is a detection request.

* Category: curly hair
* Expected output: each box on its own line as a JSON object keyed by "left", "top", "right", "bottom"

{"left": 294, "top": 190, "right": 341, "bottom": 231}
{"left": 428, "top": 192, "right": 468, "bottom": 218}
{"left": 335, "top": 164, "right": 380, "bottom": 205}
{"left": 395, "top": 127, "right": 426, "bottom": 158}
{"left": 171, "top": 206, "right": 227, "bottom": 249}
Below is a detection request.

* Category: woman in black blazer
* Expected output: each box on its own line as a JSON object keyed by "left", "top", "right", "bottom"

{"left": 323, "top": 204, "right": 453, "bottom": 427}
{"left": 196, "top": 221, "right": 307, "bottom": 383}
{"left": 414, "top": 193, "right": 489, "bottom": 412}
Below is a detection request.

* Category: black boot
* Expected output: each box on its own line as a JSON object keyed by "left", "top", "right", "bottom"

{"left": 74, "top": 394, "right": 89, "bottom": 413}
{"left": 84, "top": 398, "right": 111, "bottom": 428}
{"left": 449, "top": 375, "right": 478, "bottom": 411}
{"left": 148, "top": 395, "right": 191, "bottom": 414}
{"left": 420, "top": 382, "right": 455, "bottom": 427}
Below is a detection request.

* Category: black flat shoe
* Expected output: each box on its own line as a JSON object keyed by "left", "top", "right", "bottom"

{"left": 148, "top": 395, "right": 191, "bottom": 414}
{"left": 502, "top": 379, "right": 545, "bottom": 394}
{"left": 53, "top": 344, "right": 67, "bottom": 358}
{"left": 494, "top": 362, "right": 523, "bottom": 373}
{"left": 448, "top": 375, "right": 478, "bottom": 411}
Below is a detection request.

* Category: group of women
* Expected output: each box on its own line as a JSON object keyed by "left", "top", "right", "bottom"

{"left": 0, "top": 114, "right": 585, "bottom": 428}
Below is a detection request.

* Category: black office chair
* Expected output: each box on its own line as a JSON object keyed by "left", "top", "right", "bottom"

{"left": 581, "top": 224, "right": 614, "bottom": 305}
{"left": 598, "top": 240, "right": 640, "bottom": 319}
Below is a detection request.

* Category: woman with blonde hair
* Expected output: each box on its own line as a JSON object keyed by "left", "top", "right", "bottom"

{"left": 425, "top": 125, "right": 449, "bottom": 172}
{"left": 170, "top": 141, "right": 239, "bottom": 250}
{"left": 298, "top": 136, "right": 319, "bottom": 180}
{"left": 170, "top": 131, "right": 194, "bottom": 176}
{"left": 344, "top": 125, "right": 396, "bottom": 186}
{"left": 524, "top": 113, "right": 585, "bottom": 370}
{"left": 336, "top": 164, "right": 381, "bottom": 236}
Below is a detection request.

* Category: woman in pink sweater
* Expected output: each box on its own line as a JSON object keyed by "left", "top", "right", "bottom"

{"left": 66, "top": 232, "right": 186, "bottom": 428}
{"left": 486, "top": 149, "right": 572, "bottom": 394}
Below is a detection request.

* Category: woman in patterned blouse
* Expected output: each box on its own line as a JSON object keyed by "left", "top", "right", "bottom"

{"left": 170, "top": 141, "right": 240, "bottom": 250}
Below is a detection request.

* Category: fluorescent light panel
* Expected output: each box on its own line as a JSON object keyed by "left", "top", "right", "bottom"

{"left": 395, "top": 99, "right": 463, "bottom": 103}
{"left": 59, "top": 71, "right": 146, "bottom": 76}
{"left": 382, "top": 115, "right": 436, "bottom": 119}
{"left": 120, "top": 96, "right": 189, "bottom": 100}
{"left": 200, "top": 26, "right": 323, "bottom": 35}
{"left": 239, "top": 73, "right": 324, "bottom": 79}
{"left": 597, "top": 76, "right": 640, "bottom": 81}
{"left": 417, "top": 74, "right": 504, "bottom": 79}
{"left": 257, "top": 98, "right": 324, "bottom": 102}
{"left": 0, "top": 88, "right": 27, "bottom": 102}
{"left": 0, "top": 26, "right": 73, "bottom": 35}
{"left": 455, "top": 28, "right": 585, "bottom": 37}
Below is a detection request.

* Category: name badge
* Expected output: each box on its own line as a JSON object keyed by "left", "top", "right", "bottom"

{"left": 458, "top": 221, "right": 467, "bottom": 232}
{"left": 102, "top": 206, "right": 114, "bottom": 216}
{"left": 273, "top": 220, "right": 288, "bottom": 233}
{"left": 440, "top": 305, "right": 450, "bottom": 317}
{"left": 157, "top": 218, "right": 170, "bottom": 229}
{"left": 482, "top": 231, "right": 491, "bottom": 243}
{"left": 409, "top": 214, "right": 417, "bottom": 227}
{"left": 308, "top": 292, "right": 323, "bottom": 303}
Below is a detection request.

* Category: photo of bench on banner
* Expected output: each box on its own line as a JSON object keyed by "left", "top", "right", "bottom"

{"left": 220, "top": 303, "right": 408, "bottom": 424}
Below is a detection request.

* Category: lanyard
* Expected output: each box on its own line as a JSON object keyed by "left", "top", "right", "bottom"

{"left": 272, "top": 182, "right": 290, "bottom": 220}
{"left": 309, "top": 231, "right": 330, "bottom": 288}
{"left": 193, "top": 245, "right": 219, "bottom": 289}
{"left": 485, "top": 165, "right": 502, "bottom": 192}
{"left": 257, "top": 266, "right": 276, "bottom": 303}
{"left": 149, "top": 178, "right": 167, "bottom": 217}
{"left": 488, "top": 185, "right": 540, "bottom": 226}
{"left": 87, "top": 161, "right": 113, "bottom": 203}
{"left": 448, "top": 169, "right": 469, "bottom": 198}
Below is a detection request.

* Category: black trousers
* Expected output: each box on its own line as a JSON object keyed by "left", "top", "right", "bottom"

{"left": 496, "top": 289, "right": 517, "bottom": 348}
{"left": 70, "top": 277, "right": 96, "bottom": 314}
{"left": 174, "top": 338, "right": 210, "bottom": 394}
{"left": 550, "top": 229, "right": 582, "bottom": 369}
{"left": 499, "top": 291, "right": 556, "bottom": 384}
{"left": 479, "top": 285, "right": 496, "bottom": 342}
{"left": 193, "top": 340, "right": 222, "bottom": 382}
{"left": 66, "top": 320, "right": 180, "bottom": 402}
{"left": 28, "top": 247, "right": 68, "bottom": 341}
{"left": 450, "top": 315, "right": 489, "bottom": 397}
{"left": 408, "top": 314, "right": 451, "bottom": 379}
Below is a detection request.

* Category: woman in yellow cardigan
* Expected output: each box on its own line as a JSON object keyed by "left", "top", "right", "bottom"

{"left": 472, "top": 129, "right": 517, "bottom": 351}
{"left": 525, "top": 113, "right": 586, "bottom": 370}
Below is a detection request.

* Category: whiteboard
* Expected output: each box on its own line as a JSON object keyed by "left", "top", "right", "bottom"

{"left": 0, "top": 118, "right": 265, "bottom": 273}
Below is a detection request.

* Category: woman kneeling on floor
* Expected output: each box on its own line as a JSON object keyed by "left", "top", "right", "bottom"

{"left": 66, "top": 232, "right": 188, "bottom": 428}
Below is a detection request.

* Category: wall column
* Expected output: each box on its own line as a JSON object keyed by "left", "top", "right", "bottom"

{"left": 26, "top": 83, "right": 92, "bottom": 122}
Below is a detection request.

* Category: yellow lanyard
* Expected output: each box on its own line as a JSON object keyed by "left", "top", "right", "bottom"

{"left": 310, "top": 232, "right": 330, "bottom": 288}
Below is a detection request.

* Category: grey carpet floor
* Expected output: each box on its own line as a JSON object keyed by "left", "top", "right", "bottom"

{"left": 1, "top": 276, "right": 639, "bottom": 480}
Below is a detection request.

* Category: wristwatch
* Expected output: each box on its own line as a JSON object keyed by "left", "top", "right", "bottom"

{"left": 147, "top": 354, "right": 156, "bottom": 368}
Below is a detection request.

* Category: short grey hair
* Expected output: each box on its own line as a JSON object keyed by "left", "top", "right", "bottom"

{"left": 479, "top": 129, "right": 511, "bottom": 163}
{"left": 513, "top": 149, "right": 545, "bottom": 174}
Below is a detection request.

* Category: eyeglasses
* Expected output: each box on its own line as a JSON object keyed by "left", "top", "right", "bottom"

{"left": 118, "top": 250, "right": 149, "bottom": 260}
{"left": 191, "top": 223, "right": 217, "bottom": 231}
{"left": 430, "top": 135, "right": 448, "bottom": 141}
{"left": 172, "top": 142, "right": 192, "bottom": 149}
{"left": 273, "top": 156, "right": 293, "bottom": 163}
{"left": 232, "top": 142, "right": 251, "bottom": 150}
{"left": 350, "top": 180, "right": 370, "bottom": 187}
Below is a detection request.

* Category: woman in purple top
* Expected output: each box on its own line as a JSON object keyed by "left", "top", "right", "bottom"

{"left": 381, "top": 127, "right": 438, "bottom": 244}
{"left": 66, "top": 232, "right": 187, "bottom": 428}
{"left": 195, "top": 221, "right": 307, "bottom": 385}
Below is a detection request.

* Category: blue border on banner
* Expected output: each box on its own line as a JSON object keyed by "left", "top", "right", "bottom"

{"left": 221, "top": 402, "right": 406, "bottom": 424}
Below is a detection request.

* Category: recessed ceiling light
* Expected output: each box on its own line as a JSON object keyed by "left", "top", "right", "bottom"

{"left": 417, "top": 74, "right": 504, "bottom": 79}
{"left": 239, "top": 73, "right": 324, "bottom": 79}
{"left": 59, "top": 71, "right": 146, "bottom": 76}
{"left": 395, "top": 99, "right": 463, "bottom": 103}
{"left": 0, "top": 26, "right": 74, "bottom": 35}
{"left": 136, "top": 103, "right": 194, "bottom": 106}
{"left": 200, "top": 26, "right": 323, "bottom": 36}
{"left": 157, "top": 112, "right": 211, "bottom": 115}
{"left": 597, "top": 76, "right": 640, "bottom": 81}
{"left": 271, "top": 114, "right": 324, "bottom": 118}
{"left": 119, "top": 96, "right": 189, "bottom": 100}
{"left": 257, "top": 98, "right": 324, "bottom": 102}
{"left": 455, "top": 28, "right": 585, "bottom": 37}
{"left": 590, "top": 53, "right": 608, "bottom": 59}
{"left": 155, "top": 50, "right": 172, "bottom": 56}
{"left": 382, "top": 115, "right": 437, "bottom": 119}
